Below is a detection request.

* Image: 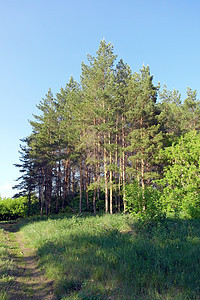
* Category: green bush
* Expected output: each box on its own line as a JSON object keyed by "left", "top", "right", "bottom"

{"left": 0, "top": 196, "right": 39, "bottom": 220}
{"left": 125, "top": 182, "right": 164, "bottom": 221}
{"left": 158, "top": 131, "right": 200, "bottom": 218}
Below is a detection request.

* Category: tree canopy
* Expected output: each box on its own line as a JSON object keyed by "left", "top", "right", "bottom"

{"left": 14, "top": 40, "right": 200, "bottom": 218}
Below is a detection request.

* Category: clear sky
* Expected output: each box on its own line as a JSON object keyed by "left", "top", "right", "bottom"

{"left": 0, "top": 0, "right": 200, "bottom": 198}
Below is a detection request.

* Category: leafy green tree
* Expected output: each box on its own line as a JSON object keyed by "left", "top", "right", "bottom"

{"left": 158, "top": 130, "right": 200, "bottom": 218}
{"left": 182, "top": 87, "right": 200, "bottom": 131}
{"left": 125, "top": 181, "right": 163, "bottom": 221}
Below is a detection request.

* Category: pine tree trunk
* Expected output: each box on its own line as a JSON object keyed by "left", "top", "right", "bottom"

{"left": 28, "top": 192, "right": 31, "bottom": 217}
{"left": 109, "top": 133, "right": 113, "bottom": 214}
{"left": 71, "top": 166, "right": 75, "bottom": 193}
{"left": 118, "top": 155, "right": 122, "bottom": 212}
{"left": 40, "top": 166, "right": 45, "bottom": 217}
{"left": 56, "top": 160, "right": 61, "bottom": 214}
{"left": 44, "top": 166, "right": 52, "bottom": 216}
{"left": 122, "top": 114, "right": 126, "bottom": 213}
{"left": 93, "top": 125, "right": 97, "bottom": 214}
{"left": 79, "top": 161, "right": 82, "bottom": 214}
{"left": 103, "top": 97, "right": 108, "bottom": 213}
{"left": 115, "top": 116, "right": 118, "bottom": 212}
{"left": 93, "top": 188, "right": 97, "bottom": 215}
{"left": 93, "top": 164, "right": 97, "bottom": 214}
{"left": 140, "top": 117, "right": 146, "bottom": 211}
{"left": 48, "top": 167, "right": 52, "bottom": 215}
{"left": 68, "top": 160, "right": 71, "bottom": 194}
{"left": 104, "top": 142, "right": 108, "bottom": 213}
{"left": 86, "top": 165, "right": 89, "bottom": 211}
{"left": 97, "top": 135, "right": 100, "bottom": 201}
{"left": 62, "top": 161, "right": 67, "bottom": 209}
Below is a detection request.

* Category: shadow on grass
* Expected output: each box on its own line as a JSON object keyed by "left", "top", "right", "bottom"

{"left": 1, "top": 213, "right": 88, "bottom": 232}
{"left": 0, "top": 257, "right": 53, "bottom": 300}
{"left": 0, "top": 221, "right": 54, "bottom": 300}
{"left": 23, "top": 217, "right": 200, "bottom": 300}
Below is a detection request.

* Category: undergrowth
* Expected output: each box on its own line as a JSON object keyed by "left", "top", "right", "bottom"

{"left": 19, "top": 214, "right": 200, "bottom": 299}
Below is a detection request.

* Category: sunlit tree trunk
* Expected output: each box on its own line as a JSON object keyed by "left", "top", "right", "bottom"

{"left": 109, "top": 132, "right": 113, "bottom": 214}
{"left": 79, "top": 160, "right": 82, "bottom": 213}
{"left": 122, "top": 114, "right": 126, "bottom": 213}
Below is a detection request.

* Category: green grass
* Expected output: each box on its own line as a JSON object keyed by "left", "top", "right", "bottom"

{"left": 19, "top": 214, "right": 200, "bottom": 299}
{"left": 0, "top": 228, "right": 14, "bottom": 300}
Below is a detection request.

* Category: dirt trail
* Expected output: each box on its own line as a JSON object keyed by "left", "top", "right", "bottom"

{"left": 0, "top": 222, "right": 54, "bottom": 300}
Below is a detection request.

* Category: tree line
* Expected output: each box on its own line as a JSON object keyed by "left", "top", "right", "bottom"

{"left": 14, "top": 40, "right": 200, "bottom": 217}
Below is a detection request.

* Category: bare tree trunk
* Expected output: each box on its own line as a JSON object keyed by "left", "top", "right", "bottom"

{"left": 97, "top": 135, "right": 100, "bottom": 201}
{"left": 56, "top": 160, "right": 61, "bottom": 214}
{"left": 62, "top": 160, "right": 68, "bottom": 209}
{"left": 93, "top": 164, "right": 97, "bottom": 214}
{"left": 44, "top": 166, "right": 52, "bottom": 216}
{"left": 85, "top": 165, "right": 89, "bottom": 211}
{"left": 140, "top": 117, "right": 146, "bottom": 211}
{"left": 68, "top": 160, "right": 71, "bottom": 194}
{"left": 79, "top": 161, "right": 82, "bottom": 214}
{"left": 93, "top": 188, "right": 97, "bottom": 215}
{"left": 122, "top": 114, "right": 126, "bottom": 213}
{"left": 40, "top": 166, "right": 45, "bottom": 217}
{"left": 71, "top": 166, "right": 75, "bottom": 193}
{"left": 118, "top": 155, "right": 122, "bottom": 212}
{"left": 104, "top": 142, "right": 108, "bottom": 213}
{"left": 28, "top": 192, "right": 31, "bottom": 217}
{"left": 109, "top": 133, "right": 113, "bottom": 214}
{"left": 115, "top": 116, "right": 118, "bottom": 212}
{"left": 48, "top": 167, "right": 52, "bottom": 215}
{"left": 103, "top": 99, "right": 108, "bottom": 213}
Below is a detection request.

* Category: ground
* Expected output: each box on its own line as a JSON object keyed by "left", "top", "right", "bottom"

{"left": 0, "top": 222, "right": 54, "bottom": 300}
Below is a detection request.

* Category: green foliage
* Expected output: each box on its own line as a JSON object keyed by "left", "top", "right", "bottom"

{"left": 158, "top": 130, "right": 200, "bottom": 218}
{"left": 125, "top": 182, "right": 164, "bottom": 221}
{"left": 20, "top": 214, "right": 200, "bottom": 299}
{"left": 0, "top": 196, "right": 39, "bottom": 220}
{"left": 14, "top": 39, "right": 200, "bottom": 218}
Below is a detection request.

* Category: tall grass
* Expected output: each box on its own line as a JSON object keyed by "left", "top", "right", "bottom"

{"left": 20, "top": 214, "right": 200, "bottom": 299}
{"left": 0, "top": 228, "right": 14, "bottom": 300}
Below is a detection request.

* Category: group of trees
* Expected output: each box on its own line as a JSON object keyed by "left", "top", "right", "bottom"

{"left": 14, "top": 40, "right": 200, "bottom": 217}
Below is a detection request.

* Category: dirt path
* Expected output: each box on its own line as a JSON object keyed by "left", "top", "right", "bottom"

{"left": 0, "top": 222, "right": 54, "bottom": 300}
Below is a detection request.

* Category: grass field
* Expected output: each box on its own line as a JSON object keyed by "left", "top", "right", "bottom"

{"left": 0, "top": 228, "right": 14, "bottom": 300}
{"left": 17, "top": 214, "right": 200, "bottom": 300}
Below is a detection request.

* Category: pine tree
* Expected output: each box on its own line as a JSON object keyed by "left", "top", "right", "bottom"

{"left": 13, "top": 137, "right": 37, "bottom": 216}
{"left": 126, "top": 66, "right": 162, "bottom": 209}
{"left": 114, "top": 59, "right": 131, "bottom": 212}
{"left": 158, "top": 85, "right": 183, "bottom": 143}
{"left": 29, "top": 88, "right": 59, "bottom": 215}
{"left": 81, "top": 39, "right": 117, "bottom": 213}
{"left": 56, "top": 77, "right": 81, "bottom": 210}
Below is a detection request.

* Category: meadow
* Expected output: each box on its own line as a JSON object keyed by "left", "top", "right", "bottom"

{"left": 0, "top": 228, "right": 14, "bottom": 300}
{"left": 17, "top": 214, "right": 200, "bottom": 300}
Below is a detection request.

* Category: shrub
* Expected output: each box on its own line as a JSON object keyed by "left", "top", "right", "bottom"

{"left": 125, "top": 182, "right": 164, "bottom": 221}
{"left": 158, "top": 131, "right": 200, "bottom": 218}
{"left": 0, "top": 196, "right": 39, "bottom": 220}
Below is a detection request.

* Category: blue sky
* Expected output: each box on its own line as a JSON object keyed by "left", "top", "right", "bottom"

{"left": 0, "top": 0, "right": 200, "bottom": 197}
